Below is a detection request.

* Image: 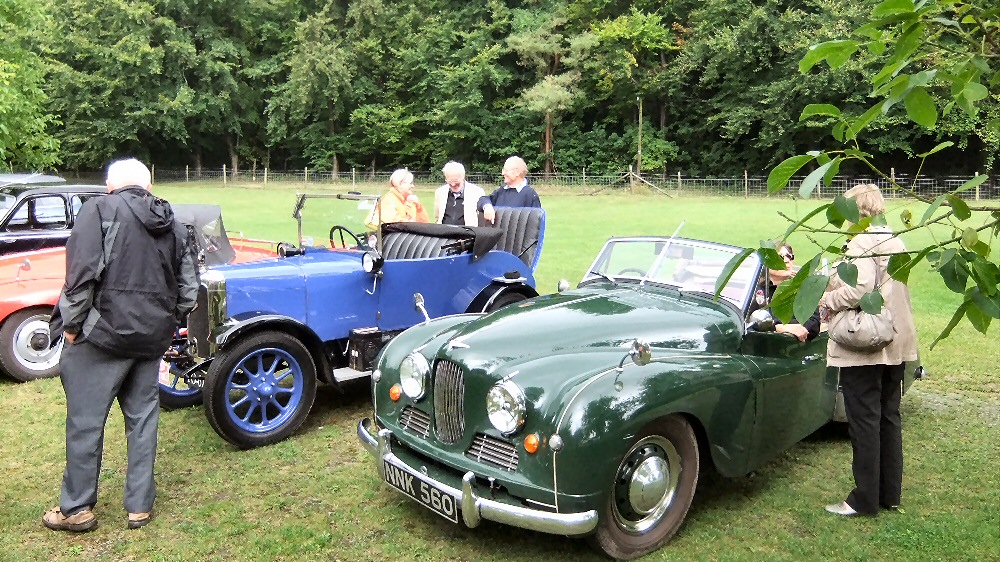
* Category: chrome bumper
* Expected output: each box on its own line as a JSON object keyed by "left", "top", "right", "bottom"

{"left": 357, "top": 418, "right": 598, "bottom": 536}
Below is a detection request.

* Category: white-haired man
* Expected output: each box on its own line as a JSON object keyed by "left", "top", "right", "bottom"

{"left": 434, "top": 161, "right": 486, "bottom": 226}
{"left": 43, "top": 158, "right": 199, "bottom": 532}
{"left": 477, "top": 155, "right": 541, "bottom": 224}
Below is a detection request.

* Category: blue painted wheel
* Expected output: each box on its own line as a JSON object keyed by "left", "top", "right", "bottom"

{"left": 158, "top": 358, "right": 203, "bottom": 409}
{"left": 203, "top": 331, "right": 317, "bottom": 448}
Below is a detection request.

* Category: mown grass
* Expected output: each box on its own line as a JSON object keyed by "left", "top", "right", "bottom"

{"left": 1, "top": 184, "right": 996, "bottom": 561}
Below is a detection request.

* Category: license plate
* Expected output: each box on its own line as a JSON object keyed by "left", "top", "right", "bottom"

{"left": 383, "top": 460, "right": 459, "bottom": 523}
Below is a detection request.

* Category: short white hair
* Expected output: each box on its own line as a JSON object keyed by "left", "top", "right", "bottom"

{"left": 389, "top": 168, "right": 413, "bottom": 188}
{"left": 442, "top": 161, "right": 465, "bottom": 177}
{"left": 106, "top": 158, "right": 152, "bottom": 190}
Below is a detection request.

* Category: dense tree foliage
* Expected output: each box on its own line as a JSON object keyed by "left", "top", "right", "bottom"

{"left": 7, "top": 0, "right": 998, "bottom": 177}
{"left": 0, "top": 0, "right": 60, "bottom": 170}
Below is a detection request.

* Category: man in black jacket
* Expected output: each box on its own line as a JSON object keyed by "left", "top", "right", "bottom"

{"left": 42, "top": 158, "right": 199, "bottom": 532}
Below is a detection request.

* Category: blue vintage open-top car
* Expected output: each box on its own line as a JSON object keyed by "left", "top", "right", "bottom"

{"left": 358, "top": 236, "right": 921, "bottom": 560}
{"left": 180, "top": 193, "right": 545, "bottom": 448}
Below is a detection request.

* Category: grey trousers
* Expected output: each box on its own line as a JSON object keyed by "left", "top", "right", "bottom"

{"left": 59, "top": 340, "right": 160, "bottom": 515}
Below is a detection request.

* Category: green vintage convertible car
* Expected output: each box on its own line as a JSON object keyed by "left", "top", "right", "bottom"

{"left": 357, "top": 236, "right": 921, "bottom": 560}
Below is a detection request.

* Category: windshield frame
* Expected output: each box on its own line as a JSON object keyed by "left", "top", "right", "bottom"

{"left": 580, "top": 236, "right": 763, "bottom": 311}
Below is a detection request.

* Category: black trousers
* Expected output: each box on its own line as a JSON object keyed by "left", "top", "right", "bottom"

{"left": 840, "top": 363, "right": 904, "bottom": 514}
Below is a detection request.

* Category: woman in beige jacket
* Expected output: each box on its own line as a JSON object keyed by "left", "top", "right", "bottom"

{"left": 821, "top": 183, "right": 918, "bottom": 517}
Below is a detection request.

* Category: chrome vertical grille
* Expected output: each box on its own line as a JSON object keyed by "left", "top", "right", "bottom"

{"left": 433, "top": 360, "right": 465, "bottom": 444}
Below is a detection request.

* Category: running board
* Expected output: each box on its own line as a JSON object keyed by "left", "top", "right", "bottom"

{"left": 334, "top": 367, "right": 371, "bottom": 383}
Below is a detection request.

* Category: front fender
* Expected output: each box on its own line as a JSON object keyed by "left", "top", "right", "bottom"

{"left": 465, "top": 282, "right": 539, "bottom": 313}
{"left": 546, "top": 353, "right": 755, "bottom": 505}
{"left": 214, "top": 314, "right": 333, "bottom": 384}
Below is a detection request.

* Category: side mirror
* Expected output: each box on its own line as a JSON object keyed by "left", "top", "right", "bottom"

{"left": 15, "top": 258, "right": 31, "bottom": 282}
{"left": 557, "top": 279, "right": 570, "bottom": 293}
{"left": 748, "top": 309, "right": 775, "bottom": 332}
{"left": 276, "top": 242, "right": 304, "bottom": 258}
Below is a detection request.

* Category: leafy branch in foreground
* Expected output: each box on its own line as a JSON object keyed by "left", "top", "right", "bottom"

{"left": 756, "top": 0, "right": 1000, "bottom": 346}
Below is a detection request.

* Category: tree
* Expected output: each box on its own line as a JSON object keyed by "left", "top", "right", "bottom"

{"left": 759, "top": 0, "right": 1000, "bottom": 345}
{"left": 0, "top": 0, "right": 60, "bottom": 170}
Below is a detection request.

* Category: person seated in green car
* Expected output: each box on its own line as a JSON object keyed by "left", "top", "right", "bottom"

{"left": 767, "top": 242, "right": 821, "bottom": 342}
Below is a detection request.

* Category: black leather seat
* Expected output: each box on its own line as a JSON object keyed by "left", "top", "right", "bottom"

{"left": 381, "top": 231, "right": 453, "bottom": 260}
{"left": 487, "top": 207, "right": 545, "bottom": 270}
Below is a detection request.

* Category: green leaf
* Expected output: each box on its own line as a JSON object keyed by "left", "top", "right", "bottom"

{"left": 715, "top": 248, "right": 755, "bottom": 300}
{"left": 919, "top": 194, "right": 948, "bottom": 225}
{"left": 759, "top": 247, "right": 787, "bottom": 271}
{"left": 846, "top": 104, "right": 883, "bottom": 140}
{"left": 962, "top": 82, "right": 989, "bottom": 102}
{"left": 800, "top": 104, "right": 842, "bottom": 120}
{"left": 966, "top": 302, "right": 991, "bottom": 334}
{"left": 833, "top": 194, "right": 861, "bottom": 224}
{"left": 887, "top": 252, "right": 914, "bottom": 283}
{"left": 929, "top": 301, "right": 969, "bottom": 350}
{"left": 794, "top": 274, "right": 828, "bottom": 327}
{"left": 859, "top": 290, "right": 885, "bottom": 314}
{"left": 971, "top": 287, "right": 1000, "bottom": 318}
{"left": 917, "top": 141, "right": 953, "bottom": 157}
{"left": 954, "top": 174, "right": 988, "bottom": 193}
{"left": 939, "top": 253, "right": 969, "bottom": 293}
{"left": 873, "top": 0, "right": 916, "bottom": 17}
{"left": 799, "top": 161, "right": 833, "bottom": 199}
{"left": 961, "top": 227, "right": 978, "bottom": 248}
{"left": 970, "top": 256, "right": 1000, "bottom": 296}
{"left": 799, "top": 40, "right": 859, "bottom": 73}
{"left": 823, "top": 158, "right": 842, "bottom": 186}
{"left": 768, "top": 154, "right": 814, "bottom": 192}
{"left": 837, "top": 262, "right": 859, "bottom": 287}
{"left": 904, "top": 86, "right": 937, "bottom": 127}
{"left": 900, "top": 208, "right": 913, "bottom": 228}
{"left": 947, "top": 194, "right": 972, "bottom": 220}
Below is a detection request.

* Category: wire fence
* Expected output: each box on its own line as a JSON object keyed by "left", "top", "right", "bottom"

{"left": 62, "top": 166, "right": 1000, "bottom": 200}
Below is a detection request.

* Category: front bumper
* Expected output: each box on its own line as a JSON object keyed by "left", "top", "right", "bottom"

{"left": 357, "top": 418, "right": 598, "bottom": 536}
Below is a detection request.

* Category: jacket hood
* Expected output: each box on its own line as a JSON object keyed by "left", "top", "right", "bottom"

{"left": 114, "top": 186, "right": 175, "bottom": 236}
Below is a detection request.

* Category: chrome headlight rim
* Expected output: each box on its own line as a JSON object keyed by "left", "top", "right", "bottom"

{"left": 399, "top": 352, "right": 430, "bottom": 400}
{"left": 486, "top": 380, "right": 526, "bottom": 436}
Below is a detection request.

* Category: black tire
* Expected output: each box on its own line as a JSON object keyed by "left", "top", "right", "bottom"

{"left": 483, "top": 291, "right": 528, "bottom": 313}
{"left": 203, "top": 331, "right": 317, "bottom": 448}
{"left": 0, "top": 308, "right": 62, "bottom": 382}
{"left": 158, "top": 359, "right": 204, "bottom": 410}
{"left": 589, "top": 416, "right": 700, "bottom": 560}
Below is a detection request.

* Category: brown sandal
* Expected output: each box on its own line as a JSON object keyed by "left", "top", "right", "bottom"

{"left": 42, "top": 507, "right": 98, "bottom": 532}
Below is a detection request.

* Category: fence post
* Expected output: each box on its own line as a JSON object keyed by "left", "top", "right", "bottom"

{"left": 677, "top": 171, "right": 682, "bottom": 195}
{"left": 744, "top": 170, "right": 748, "bottom": 198}
{"left": 305, "top": 166, "right": 309, "bottom": 184}
{"left": 151, "top": 164, "right": 155, "bottom": 185}
{"left": 223, "top": 164, "right": 227, "bottom": 186}
{"left": 352, "top": 167, "right": 356, "bottom": 188}
{"left": 185, "top": 165, "right": 189, "bottom": 182}
{"left": 264, "top": 167, "right": 268, "bottom": 186}
{"left": 582, "top": 167, "right": 586, "bottom": 188}
{"left": 975, "top": 171, "right": 980, "bottom": 201}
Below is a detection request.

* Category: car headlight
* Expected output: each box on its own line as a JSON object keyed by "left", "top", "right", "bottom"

{"left": 399, "top": 353, "right": 430, "bottom": 400}
{"left": 486, "top": 380, "right": 526, "bottom": 435}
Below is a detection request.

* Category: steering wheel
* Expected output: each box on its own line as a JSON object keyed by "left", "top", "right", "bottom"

{"left": 329, "top": 225, "right": 363, "bottom": 250}
{"left": 616, "top": 267, "right": 647, "bottom": 277}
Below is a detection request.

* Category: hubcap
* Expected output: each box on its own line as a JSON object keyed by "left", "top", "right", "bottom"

{"left": 225, "top": 347, "right": 303, "bottom": 433}
{"left": 612, "top": 435, "right": 682, "bottom": 534}
{"left": 13, "top": 315, "right": 62, "bottom": 371}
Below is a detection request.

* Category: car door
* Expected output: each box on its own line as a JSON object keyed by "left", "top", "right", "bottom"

{"left": 0, "top": 195, "right": 72, "bottom": 255}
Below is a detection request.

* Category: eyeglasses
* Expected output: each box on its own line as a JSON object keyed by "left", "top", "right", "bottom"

{"left": 779, "top": 252, "right": 794, "bottom": 261}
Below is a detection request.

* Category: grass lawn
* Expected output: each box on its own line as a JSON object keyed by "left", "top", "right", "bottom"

{"left": 1, "top": 183, "right": 997, "bottom": 561}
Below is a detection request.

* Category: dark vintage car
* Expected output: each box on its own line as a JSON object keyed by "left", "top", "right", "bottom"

{"left": 0, "top": 180, "right": 107, "bottom": 256}
{"left": 178, "top": 193, "right": 546, "bottom": 449}
{"left": 358, "top": 236, "right": 922, "bottom": 560}
{"left": 0, "top": 204, "right": 274, "bottom": 383}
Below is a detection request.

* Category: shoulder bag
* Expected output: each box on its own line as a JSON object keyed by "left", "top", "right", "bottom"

{"left": 828, "top": 256, "right": 896, "bottom": 352}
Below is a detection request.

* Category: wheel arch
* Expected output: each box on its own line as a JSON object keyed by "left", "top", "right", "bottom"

{"left": 214, "top": 315, "right": 334, "bottom": 384}
{"left": 465, "top": 282, "right": 538, "bottom": 313}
